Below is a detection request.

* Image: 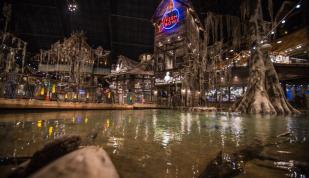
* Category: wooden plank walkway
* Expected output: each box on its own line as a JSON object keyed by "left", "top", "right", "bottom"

{"left": 0, "top": 98, "right": 166, "bottom": 110}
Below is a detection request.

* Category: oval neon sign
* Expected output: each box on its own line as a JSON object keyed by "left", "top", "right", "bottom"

{"left": 162, "top": 8, "right": 179, "bottom": 30}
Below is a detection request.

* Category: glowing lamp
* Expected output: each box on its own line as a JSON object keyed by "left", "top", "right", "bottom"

{"left": 40, "top": 88, "right": 45, "bottom": 95}
{"left": 48, "top": 126, "right": 53, "bottom": 136}
{"left": 52, "top": 84, "right": 56, "bottom": 94}
{"left": 37, "top": 120, "right": 42, "bottom": 128}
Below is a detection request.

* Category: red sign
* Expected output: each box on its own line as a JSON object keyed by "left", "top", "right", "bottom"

{"left": 158, "top": 0, "right": 180, "bottom": 32}
{"left": 162, "top": 10, "right": 179, "bottom": 29}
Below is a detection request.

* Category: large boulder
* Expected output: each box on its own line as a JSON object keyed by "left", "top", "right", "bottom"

{"left": 29, "top": 146, "right": 119, "bottom": 178}
{"left": 9, "top": 135, "right": 81, "bottom": 178}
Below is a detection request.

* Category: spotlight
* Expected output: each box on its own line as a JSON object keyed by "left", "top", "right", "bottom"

{"left": 281, "top": 20, "right": 286, "bottom": 24}
{"left": 277, "top": 40, "right": 282, "bottom": 44}
{"left": 67, "top": 0, "right": 78, "bottom": 12}
{"left": 296, "top": 4, "right": 301, "bottom": 8}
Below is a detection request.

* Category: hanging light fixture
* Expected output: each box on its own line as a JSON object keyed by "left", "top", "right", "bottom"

{"left": 67, "top": 0, "right": 78, "bottom": 12}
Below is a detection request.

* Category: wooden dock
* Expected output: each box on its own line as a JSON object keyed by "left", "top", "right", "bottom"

{"left": 0, "top": 98, "right": 166, "bottom": 110}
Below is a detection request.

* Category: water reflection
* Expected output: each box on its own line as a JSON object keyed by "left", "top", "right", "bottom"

{"left": 0, "top": 110, "right": 308, "bottom": 178}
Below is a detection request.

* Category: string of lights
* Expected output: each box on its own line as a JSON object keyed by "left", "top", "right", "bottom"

{"left": 265, "top": 0, "right": 302, "bottom": 39}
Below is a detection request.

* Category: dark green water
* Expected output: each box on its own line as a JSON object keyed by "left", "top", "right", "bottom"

{"left": 0, "top": 110, "right": 308, "bottom": 178}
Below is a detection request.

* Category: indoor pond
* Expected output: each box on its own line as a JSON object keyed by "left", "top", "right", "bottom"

{"left": 0, "top": 110, "right": 308, "bottom": 178}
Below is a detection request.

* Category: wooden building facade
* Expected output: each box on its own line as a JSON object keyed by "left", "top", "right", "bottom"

{"left": 152, "top": 0, "right": 204, "bottom": 106}
{"left": 105, "top": 55, "right": 154, "bottom": 104}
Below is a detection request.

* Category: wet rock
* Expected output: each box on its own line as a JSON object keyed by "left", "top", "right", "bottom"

{"left": 9, "top": 135, "right": 81, "bottom": 178}
{"left": 198, "top": 140, "right": 264, "bottom": 178}
{"left": 84, "top": 124, "right": 101, "bottom": 145}
{"left": 274, "top": 160, "right": 309, "bottom": 177}
{"left": 236, "top": 141, "right": 264, "bottom": 161}
{"left": 277, "top": 132, "right": 292, "bottom": 138}
{"left": 198, "top": 151, "right": 242, "bottom": 178}
{"left": 29, "top": 146, "right": 119, "bottom": 178}
{"left": 214, "top": 125, "right": 221, "bottom": 130}
{"left": 199, "top": 139, "right": 309, "bottom": 178}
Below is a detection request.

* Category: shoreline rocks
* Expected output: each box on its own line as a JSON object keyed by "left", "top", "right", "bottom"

{"left": 9, "top": 135, "right": 119, "bottom": 178}
{"left": 29, "top": 146, "right": 119, "bottom": 178}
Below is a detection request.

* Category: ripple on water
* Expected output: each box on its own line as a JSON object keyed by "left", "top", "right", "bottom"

{"left": 0, "top": 110, "right": 308, "bottom": 178}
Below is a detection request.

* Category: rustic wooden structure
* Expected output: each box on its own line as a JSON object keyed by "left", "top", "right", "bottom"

{"left": 0, "top": 32, "right": 27, "bottom": 73}
{"left": 34, "top": 32, "right": 111, "bottom": 101}
{"left": 152, "top": 0, "right": 204, "bottom": 106}
{"left": 105, "top": 55, "right": 154, "bottom": 104}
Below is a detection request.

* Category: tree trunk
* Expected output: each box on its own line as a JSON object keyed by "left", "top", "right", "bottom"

{"left": 230, "top": 0, "right": 299, "bottom": 114}
{"left": 231, "top": 44, "right": 299, "bottom": 114}
{"left": 264, "top": 47, "right": 300, "bottom": 114}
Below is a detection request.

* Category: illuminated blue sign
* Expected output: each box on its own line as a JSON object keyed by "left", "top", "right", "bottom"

{"left": 162, "top": 7, "right": 179, "bottom": 30}
{"left": 159, "top": 0, "right": 180, "bottom": 32}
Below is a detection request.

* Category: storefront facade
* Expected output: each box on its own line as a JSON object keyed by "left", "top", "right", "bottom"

{"left": 152, "top": 0, "right": 204, "bottom": 106}
{"left": 106, "top": 55, "right": 154, "bottom": 105}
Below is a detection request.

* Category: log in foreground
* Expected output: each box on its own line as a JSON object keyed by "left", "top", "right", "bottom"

{"left": 29, "top": 146, "right": 119, "bottom": 178}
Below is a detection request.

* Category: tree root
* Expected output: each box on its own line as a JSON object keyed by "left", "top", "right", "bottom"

{"left": 231, "top": 44, "right": 299, "bottom": 115}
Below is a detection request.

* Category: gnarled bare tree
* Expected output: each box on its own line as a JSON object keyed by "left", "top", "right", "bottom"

{"left": 231, "top": 0, "right": 300, "bottom": 114}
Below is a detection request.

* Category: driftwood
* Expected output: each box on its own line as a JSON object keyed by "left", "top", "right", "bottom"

{"left": 9, "top": 135, "right": 81, "bottom": 178}
{"left": 29, "top": 146, "right": 119, "bottom": 178}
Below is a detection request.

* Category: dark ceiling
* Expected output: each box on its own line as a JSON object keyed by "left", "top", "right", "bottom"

{"left": 0, "top": 0, "right": 307, "bottom": 62}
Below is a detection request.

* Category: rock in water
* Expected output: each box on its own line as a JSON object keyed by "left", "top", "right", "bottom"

{"left": 9, "top": 135, "right": 81, "bottom": 178}
{"left": 29, "top": 146, "right": 119, "bottom": 178}
{"left": 198, "top": 141, "right": 264, "bottom": 178}
{"left": 198, "top": 151, "right": 242, "bottom": 178}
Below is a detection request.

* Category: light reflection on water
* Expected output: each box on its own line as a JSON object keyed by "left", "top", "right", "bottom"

{"left": 0, "top": 110, "right": 308, "bottom": 178}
